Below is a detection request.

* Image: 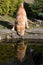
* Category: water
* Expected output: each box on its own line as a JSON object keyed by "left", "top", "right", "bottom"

{"left": 0, "top": 40, "right": 43, "bottom": 65}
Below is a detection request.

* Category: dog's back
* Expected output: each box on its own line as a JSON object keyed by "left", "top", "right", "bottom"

{"left": 16, "top": 3, "right": 27, "bottom": 36}
{"left": 12, "top": 3, "right": 28, "bottom": 36}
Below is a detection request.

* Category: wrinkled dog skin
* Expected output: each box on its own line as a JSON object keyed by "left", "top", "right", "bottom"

{"left": 12, "top": 3, "right": 28, "bottom": 36}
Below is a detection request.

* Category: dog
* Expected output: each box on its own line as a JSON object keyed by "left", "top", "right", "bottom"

{"left": 12, "top": 3, "right": 28, "bottom": 36}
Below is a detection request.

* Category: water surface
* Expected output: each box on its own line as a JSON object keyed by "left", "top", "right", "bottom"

{"left": 0, "top": 40, "right": 43, "bottom": 65}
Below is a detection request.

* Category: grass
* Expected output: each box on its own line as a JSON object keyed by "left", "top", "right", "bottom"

{"left": 0, "top": 15, "right": 15, "bottom": 23}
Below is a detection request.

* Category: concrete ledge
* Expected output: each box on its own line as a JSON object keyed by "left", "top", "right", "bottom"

{"left": 0, "top": 28, "right": 43, "bottom": 43}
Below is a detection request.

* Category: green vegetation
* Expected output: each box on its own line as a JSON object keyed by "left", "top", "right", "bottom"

{"left": 0, "top": 0, "right": 43, "bottom": 17}
{"left": 29, "top": 0, "right": 43, "bottom": 16}
{"left": 0, "top": 0, "right": 43, "bottom": 29}
{"left": 0, "top": 0, "right": 24, "bottom": 29}
{"left": 0, "top": 0, "right": 24, "bottom": 16}
{"left": 0, "top": 0, "right": 10, "bottom": 15}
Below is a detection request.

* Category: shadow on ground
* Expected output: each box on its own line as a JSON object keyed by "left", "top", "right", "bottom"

{"left": 0, "top": 20, "right": 13, "bottom": 29}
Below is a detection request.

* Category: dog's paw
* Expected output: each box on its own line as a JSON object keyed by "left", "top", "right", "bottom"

{"left": 12, "top": 27, "right": 14, "bottom": 31}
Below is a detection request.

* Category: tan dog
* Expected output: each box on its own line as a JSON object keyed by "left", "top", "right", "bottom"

{"left": 12, "top": 3, "right": 28, "bottom": 36}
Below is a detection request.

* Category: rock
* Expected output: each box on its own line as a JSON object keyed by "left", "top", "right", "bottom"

{"left": 25, "top": 0, "right": 34, "bottom": 4}
{"left": 6, "top": 35, "right": 11, "bottom": 40}
{"left": 0, "top": 28, "right": 43, "bottom": 43}
{"left": 0, "top": 34, "right": 6, "bottom": 42}
{"left": 0, "top": 36, "right": 2, "bottom": 41}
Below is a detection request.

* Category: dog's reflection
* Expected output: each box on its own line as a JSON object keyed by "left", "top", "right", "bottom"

{"left": 16, "top": 40, "right": 27, "bottom": 62}
{"left": 9, "top": 40, "right": 35, "bottom": 65}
